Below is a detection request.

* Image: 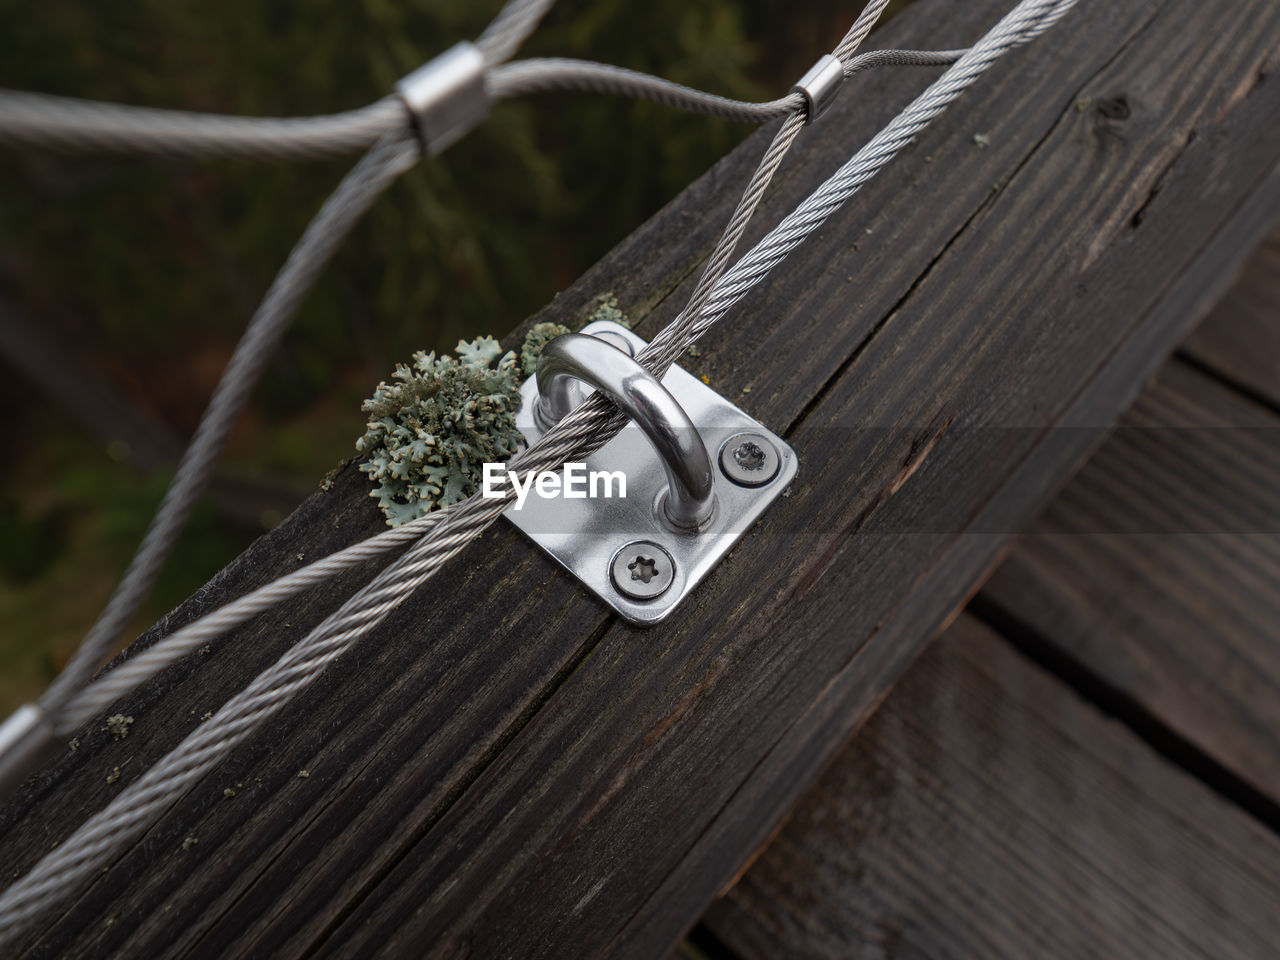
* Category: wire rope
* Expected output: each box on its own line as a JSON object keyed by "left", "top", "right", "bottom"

{"left": 0, "top": 0, "right": 1078, "bottom": 946}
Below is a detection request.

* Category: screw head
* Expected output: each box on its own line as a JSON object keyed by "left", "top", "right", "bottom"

{"left": 610, "top": 540, "right": 675, "bottom": 601}
{"left": 718, "top": 432, "right": 780, "bottom": 487}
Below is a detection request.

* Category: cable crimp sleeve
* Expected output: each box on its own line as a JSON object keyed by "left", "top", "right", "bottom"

{"left": 792, "top": 54, "right": 845, "bottom": 124}
{"left": 396, "top": 42, "right": 490, "bottom": 155}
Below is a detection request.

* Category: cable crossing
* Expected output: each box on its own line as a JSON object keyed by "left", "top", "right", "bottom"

{"left": 0, "top": 0, "right": 1079, "bottom": 944}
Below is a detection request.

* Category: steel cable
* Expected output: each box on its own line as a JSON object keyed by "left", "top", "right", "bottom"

{"left": 36, "top": 128, "right": 421, "bottom": 719}
{"left": 0, "top": 49, "right": 968, "bottom": 158}
{"left": 0, "top": 0, "right": 559, "bottom": 159}
{"left": 16, "top": 12, "right": 978, "bottom": 743}
{"left": 44, "top": 37, "right": 971, "bottom": 736}
{"left": 0, "top": 92, "right": 407, "bottom": 159}
{"left": 474, "top": 0, "right": 559, "bottom": 66}
{"left": 34, "top": 0, "right": 557, "bottom": 721}
{"left": 486, "top": 48, "right": 968, "bottom": 120}
{"left": 0, "top": 0, "right": 1078, "bottom": 944}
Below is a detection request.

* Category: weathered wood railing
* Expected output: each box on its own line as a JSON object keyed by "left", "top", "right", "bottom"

{"left": 3, "top": 0, "right": 1279, "bottom": 956}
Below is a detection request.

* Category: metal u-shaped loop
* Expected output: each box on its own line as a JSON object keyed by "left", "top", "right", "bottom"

{"left": 534, "top": 334, "right": 714, "bottom": 529}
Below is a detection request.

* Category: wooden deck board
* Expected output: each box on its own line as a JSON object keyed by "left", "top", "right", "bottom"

{"left": 980, "top": 358, "right": 1280, "bottom": 801}
{"left": 3, "top": 0, "right": 1280, "bottom": 956}
{"left": 703, "top": 614, "right": 1280, "bottom": 960}
{"left": 1182, "top": 233, "right": 1280, "bottom": 411}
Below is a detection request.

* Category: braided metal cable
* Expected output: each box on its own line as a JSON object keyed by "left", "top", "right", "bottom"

{"left": 40, "top": 0, "right": 898, "bottom": 737}
{"left": 53, "top": 512, "right": 445, "bottom": 736}
{"left": 0, "top": 0, "right": 882, "bottom": 940}
{"left": 342, "top": 0, "right": 1081, "bottom": 571}
{"left": 0, "top": 0, "right": 557, "bottom": 160}
{"left": 8, "top": 33, "right": 974, "bottom": 739}
{"left": 488, "top": 59, "right": 802, "bottom": 120}
{"left": 0, "top": 0, "right": 1078, "bottom": 945}
{"left": 37, "top": 128, "right": 421, "bottom": 720}
{"left": 835, "top": 0, "right": 895, "bottom": 61}
{"left": 844, "top": 47, "right": 967, "bottom": 75}
{"left": 474, "top": 0, "right": 558, "bottom": 66}
{"left": 486, "top": 49, "right": 967, "bottom": 121}
{"left": 0, "top": 92, "right": 406, "bottom": 159}
{"left": 37, "top": 0, "right": 558, "bottom": 719}
{"left": 0, "top": 47, "right": 972, "bottom": 161}
{"left": 38, "top": 43, "right": 976, "bottom": 736}
{"left": 660, "top": 0, "right": 1080, "bottom": 354}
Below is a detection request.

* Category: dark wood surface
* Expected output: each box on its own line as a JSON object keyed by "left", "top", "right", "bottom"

{"left": 981, "top": 358, "right": 1280, "bottom": 802}
{"left": 4, "top": 0, "right": 1280, "bottom": 956}
{"left": 698, "top": 218, "right": 1280, "bottom": 960}
{"left": 703, "top": 614, "right": 1280, "bottom": 960}
{"left": 1182, "top": 234, "right": 1280, "bottom": 411}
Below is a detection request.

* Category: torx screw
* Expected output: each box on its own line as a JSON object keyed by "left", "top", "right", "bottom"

{"left": 610, "top": 540, "right": 675, "bottom": 601}
{"left": 718, "top": 432, "right": 780, "bottom": 487}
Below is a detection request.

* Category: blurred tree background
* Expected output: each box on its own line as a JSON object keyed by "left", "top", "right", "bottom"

{"left": 0, "top": 0, "right": 909, "bottom": 711}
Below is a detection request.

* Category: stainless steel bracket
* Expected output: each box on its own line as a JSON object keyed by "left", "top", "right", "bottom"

{"left": 505, "top": 320, "right": 797, "bottom": 625}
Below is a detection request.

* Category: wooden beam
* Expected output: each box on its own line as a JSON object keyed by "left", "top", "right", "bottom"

{"left": 3, "top": 0, "right": 1280, "bottom": 956}
{"left": 703, "top": 614, "right": 1280, "bottom": 959}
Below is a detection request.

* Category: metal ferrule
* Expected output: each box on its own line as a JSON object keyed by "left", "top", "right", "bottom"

{"left": 395, "top": 42, "right": 489, "bottom": 155}
{"left": 534, "top": 334, "right": 715, "bottom": 529}
{"left": 792, "top": 53, "right": 845, "bottom": 124}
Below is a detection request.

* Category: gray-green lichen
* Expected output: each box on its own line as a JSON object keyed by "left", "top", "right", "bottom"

{"left": 586, "top": 293, "right": 632, "bottom": 329}
{"left": 520, "top": 321, "right": 570, "bottom": 376}
{"left": 356, "top": 337, "right": 524, "bottom": 527}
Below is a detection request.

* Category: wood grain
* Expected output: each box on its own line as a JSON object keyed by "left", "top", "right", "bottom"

{"left": 1182, "top": 232, "right": 1280, "bottom": 411}
{"left": 980, "top": 359, "right": 1280, "bottom": 801}
{"left": 703, "top": 614, "right": 1280, "bottom": 960}
{"left": 2, "top": 0, "right": 1280, "bottom": 956}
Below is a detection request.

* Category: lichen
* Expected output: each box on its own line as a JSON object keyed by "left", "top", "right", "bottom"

{"left": 519, "top": 321, "right": 570, "bottom": 377}
{"left": 356, "top": 337, "right": 525, "bottom": 527}
{"left": 105, "top": 714, "right": 133, "bottom": 740}
{"left": 586, "top": 293, "right": 632, "bottom": 329}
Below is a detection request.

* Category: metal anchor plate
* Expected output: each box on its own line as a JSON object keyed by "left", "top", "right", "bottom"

{"left": 504, "top": 319, "right": 797, "bottom": 625}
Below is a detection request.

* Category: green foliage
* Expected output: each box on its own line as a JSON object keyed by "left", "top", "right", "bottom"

{"left": 356, "top": 337, "right": 524, "bottom": 526}
{"left": 52, "top": 457, "right": 250, "bottom": 615}
{"left": 519, "top": 321, "right": 571, "bottom": 376}
{"left": 0, "top": 499, "right": 68, "bottom": 584}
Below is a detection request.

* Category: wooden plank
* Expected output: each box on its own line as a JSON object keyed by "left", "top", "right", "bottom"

{"left": 2, "top": 0, "right": 1280, "bottom": 956}
{"left": 702, "top": 614, "right": 1280, "bottom": 960}
{"left": 980, "top": 358, "right": 1280, "bottom": 801}
{"left": 1181, "top": 232, "right": 1280, "bottom": 410}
